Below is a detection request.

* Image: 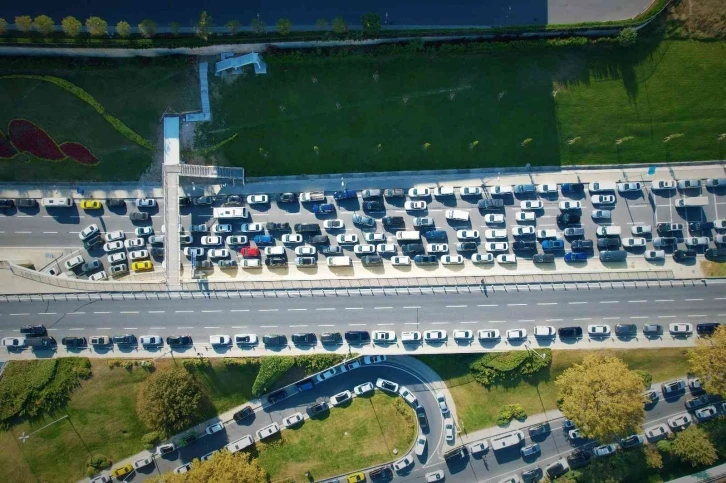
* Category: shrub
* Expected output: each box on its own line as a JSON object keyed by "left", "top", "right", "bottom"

{"left": 226, "top": 20, "right": 240, "bottom": 35}
{"left": 643, "top": 444, "right": 663, "bottom": 469}
{"left": 85, "top": 17, "right": 107, "bottom": 37}
{"left": 469, "top": 350, "right": 551, "bottom": 386}
{"left": 86, "top": 454, "right": 111, "bottom": 477}
{"left": 656, "top": 438, "right": 673, "bottom": 453}
{"left": 60, "top": 16, "right": 81, "bottom": 37}
{"left": 141, "top": 431, "right": 162, "bottom": 448}
{"left": 276, "top": 18, "right": 292, "bottom": 36}
{"left": 496, "top": 404, "right": 527, "bottom": 425}
{"left": 137, "top": 368, "right": 203, "bottom": 434}
{"left": 618, "top": 27, "right": 638, "bottom": 47}
{"left": 251, "top": 18, "right": 266, "bottom": 35}
{"left": 295, "top": 354, "right": 346, "bottom": 374}
{"left": 251, "top": 356, "right": 295, "bottom": 396}
{"left": 116, "top": 21, "right": 131, "bottom": 38}
{"left": 635, "top": 370, "right": 652, "bottom": 388}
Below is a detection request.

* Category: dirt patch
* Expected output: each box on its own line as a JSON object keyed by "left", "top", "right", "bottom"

{"left": 700, "top": 260, "right": 726, "bottom": 277}
{"left": 667, "top": 0, "right": 726, "bottom": 39}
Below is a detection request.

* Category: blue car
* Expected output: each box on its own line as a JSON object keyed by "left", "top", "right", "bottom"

{"left": 253, "top": 235, "right": 274, "bottom": 245}
{"left": 422, "top": 230, "right": 447, "bottom": 240}
{"left": 561, "top": 183, "right": 584, "bottom": 194}
{"left": 564, "top": 251, "right": 588, "bottom": 262}
{"left": 312, "top": 203, "right": 335, "bottom": 214}
{"left": 333, "top": 189, "right": 357, "bottom": 201}
{"left": 542, "top": 239, "right": 565, "bottom": 250}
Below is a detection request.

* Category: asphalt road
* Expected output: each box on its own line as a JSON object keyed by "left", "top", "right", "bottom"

{"left": 2, "top": 284, "right": 724, "bottom": 351}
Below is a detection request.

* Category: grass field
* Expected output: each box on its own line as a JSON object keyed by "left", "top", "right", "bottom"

{"left": 256, "top": 392, "right": 416, "bottom": 482}
{"left": 418, "top": 348, "right": 691, "bottom": 433}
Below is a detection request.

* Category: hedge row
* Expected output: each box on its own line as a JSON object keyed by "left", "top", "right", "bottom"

{"left": 470, "top": 349, "right": 552, "bottom": 386}
{"left": 251, "top": 356, "right": 296, "bottom": 396}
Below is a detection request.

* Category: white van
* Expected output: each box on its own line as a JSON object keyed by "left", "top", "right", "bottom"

{"left": 674, "top": 196, "right": 708, "bottom": 208}
{"left": 264, "top": 246, "right": 285, "bottom": 256}
{"left": 42, "top": 197, "right": 73, "bottom": 207}
{"left": 396, "top": 230, "right": 421, "bottom": 241}
{"left": 225, "top": 435, "right": 254, "bottom": 454}
{"left": 445, "top": 209, "right": 470, "bottom": 221}
{"left": 213, "top": 207, "right": 249, "bottom": 219}
{"left": 300, "top": 191, "right": 326, "bottom": 203}
{"left": 596, "top": 226, "right": 621, "bottom": 237}
{"left": 490, "top": 430, "right": 524, "bottom": 451}
{"left": 588, "top": 182, "right": 617, "bottom": 193}
{"left": 401, "top": 331, "right": 422, "bottom": 343}
{"left": 327, "top": 256, "right": 352, "bottom": 267}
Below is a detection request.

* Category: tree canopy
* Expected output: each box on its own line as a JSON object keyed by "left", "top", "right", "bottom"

{"left": 555, "top": 355, "right": 646, "bottom": 441}
{"left": 15, "top": 16, "right": 33, "bottom": 32}
{"left": 276, "top": 18, "right": 292, "bottom": 35}
{"left": 61, "top": 16, "right": 82, "bottom": 37}
{"left": 196, "top": 11, "right": 212, "bottom": 40}
{"left": 225, "top": 19, "right": 240, "bottom": 35}
{"left": 671, "top": 426, "right": 718, "bottom": 467}
{"left": 331, "top": 16, "right": 348, "bottom": 34}
{"left": 146, "top": 450, "right": 268, "bottom": 483}
{"left": 138, "top": 19, "right": 157, "bottom": 38}
{"left": 85, "top": 16, "right": 107, "bottom": 37}
{"left": 362, "top": 13, "right": 381, "bottom": 34}
{"left": 33, "top": 15, "right": 55, "bottom": 35}
{"left": 116, "top": 21, "right": 131, "bottom": 38}
{"left": 137, "top": 368, "right": 203, "bottom": 434}
{"left": 688, "top": 325, "right": 726, "bottom": 398}
{"left": 250, "top": 18, "right": 265, "bottom": 35}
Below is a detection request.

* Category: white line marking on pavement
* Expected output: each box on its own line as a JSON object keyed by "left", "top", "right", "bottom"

{"left": 346, "top": 307, "right": 363, "bottom": 310}
{"left": 120, "top": 311, "right": 139, "bottom": 314}
{"left": 204, "top": 326, "right": 220, "bottom": 329}
{"left": 315, "top": 308, "right": 335, "bottom": 311}
{"left": 630, "top": 316, "right": 648, "bottom": 319}
{"left": 568, "top": 302, "right": 587, "bottom": 305}
{"left": 177, "top": 326, "right": 195, "bottom": 329}
{"left": 258, "top": 309, "right": 279, "bottom": 312}
{"left": 14, "top": 231, "right": 31, "bottom": 234}
{"left": 201, "top": 310, "right": 222, "bottom": 313}
{"left": 69, "top": 328, "right": 83, "bottom": 330}
{"left": 148, "top": 311, "right": 165, "bottom": 314}
{"left": 230, "top": 309, "right": 249, "bottom": 312}
{"left": 538, "top": 302, "right": 557, "bottom": 306}
{"left": 600, "top": 301, "right": 619, "bottom": 304}
{"left": 518, "top": 319, "right": 535, "bottom": 322}
{"left": 150, "top": 327, "right": 166, "bottom": 329}
{"left": 123, "top": 327, "right": 137, "bottom": 330}
{"left": 175, "top": 310, "right": 194, "bottom": 313}
{"left": 573, "top": 318, "right": 592, "bottom": 321}
{"left": 318, "top": 324, "right": 335, "bottom": 327}
{"left": 348, "top": 323, "right": 366, "bottom": 326}
{"left": 508, "top": 303, "right": 527, "bottom": 306}
{"left": 94, "top": 311, "right": 110, "bottom": 314}
{"left": 377, "top": 323, "right": 395, "bottom": 326}
{"left": 67, "top": 312, "right": 85, "bottom": 315}
{"left": 488, "top": 320, "right": 506, "bottom": 323}
{"left": 404, "top": 322, "right": 418, "bottom": 325}
{"left": 658, "top": 315, "right": 676, "bottom": 318}
{"left": 38, "top": 312, "right": 56, "bottom": 315}
{"left": 288, "top": 308, "right": 308, "bottom": 311}
{"left": 656, "top": 299, "right": 674, "bottom": 302}
{"left": 688, "top": 314, "right": 707, "bottom": 317}
{"left": 628, "top": 300, "right": 647, "bottom": 303}
{"left": 431, "top": 322, "right": 449, "bottom": 325}
{"left": 459, "top": 321, "right": 478, "bottom": 324}
{"left": 446, "top": 305, "right": 467, "bottom": 308}
{"left": 715, "top": 298, "right": 726, "bottom": 301}
{"left": 10, "top": 313, "right": 29, "bottom": 316}
{"left": 290, "top": 325, "right": 308, "bottom": 327}
{"left": 685, "top": 298, "right": 704, "bottom": 301}
{"left": 546, "top": 318, "right": 563, "bottom": 322}
{"left": 374, "top": 307, "right": 392, "bottom": 309}
{"left": 43, "top": 231, "right": 58, "bottom": 234}
{"left": 603, "top": 317, "right": 621, "bottom": 320}
{"left": 478, "top": 304, "right": 498, "bottom": 307}
{"left": 403, "top": 306, "right": 421, "bottom": 309}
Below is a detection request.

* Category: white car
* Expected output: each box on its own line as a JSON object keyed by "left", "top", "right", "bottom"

{"left": 537, "top": 184, "right": 558, "bottom": 194}
{"left": 246, "top": 194, "right": 269, "bottom": 204}
{"left": 677, "top": 179, "right": 701, "bottom": 189}
{"left": 2, "top": 337, "right": 25, "bottom": 347}
{"left": 631, "top": 225, "right": 652, "bottom": 235}
{"left": 499, "top": 253, "right": 517, "bottom": 264}
{"left": 536, "top": 229, "right": 557, "bottom": 239}
{"left": 135, "top": 226, "right": 153, "bottom": 237}
{"left": 478, "top": 329, "right": 500, "bottom": 340}
{"left": 515, "top": 211, "right": 536, "bottom": 222}
{"left": 226, "top": 235, "right": 247, "bottom": 245}
{"left": 240, "top": 223, "right": 263, "bottom": 233}
{"left": 490, "top": 185, "right": 513, "bottom": 195}
{"left": 105, "top": 230, "right": 125, "bottom": 242}
{"left": 442, "top": 255, "right": 464, "bottom": 265}
{"left": 695, "top": 405, "right": 718, "bottom": 421}
{"left": 520, "top": 200, "right": 543, "bottom": 210}
{"left": 469, "top": 440, "right": 489, "bottom": 455}
{"left": 283, "top": 412, "right": 304, "bottom": 428}
{"left": 415, "top": 435, "right": 427, "bottom": 456}
{"left": 685, "top": 236, "right": 710, "bottom": 246}
{"left": 424, "top": 330, "right": 447, "bottom": 342}
{"left": 644, "top": 250, "right": 665, "bottom": 260}
{"left": 212, "top": 223, "right": 232, "bottom": 234}
{"left": 593, "top": 444, "right": 617, "bottom": 457}
{"left": 534, "top": 326, "right": 556, "bottom": 338}
{"left": 622, "top": 237, "right": 647, "bottom": 248}
{"left": 256, "top": 422, "right": 280, "bottom": 440}
{"left": 295, "top": 245, "right": 316, "bottom": 256}
{"left": 79, "top": 224, "right": 99, "bottom": 240}
{"left": 506, "top": 328, "right": 527, "bottom": 340}
{"left": 453, "top": 329, "right": 474, "bottom": 341}
{"left": 89, "top": 271, "right": 107, "bottom": 281}
{"left": 511, "top": 225, "right": 535, "bottom": 236}
{"left": 201, "top": 236, "right": 222, "bottom": 245}
{"left": 393, "top": 455, "right": 414, "bottom": 472}
{"left": 485, "top": 242, "right": 509, "bottom": 252}
{"left": 240, "top": 259, "right": 261, "bottom": 268}
{"left": 427, "top": 243, "right": 449, "bottom": 253}
{"left": 591, "top": 194, "right": 616, "bottom": 204}
{"left": 129, "top": 249, "right": 148, "bottom": 260}
{"left": 200, "top": 451, "right": 218, "bottom": 462}
{"left": 206, "top": 422, "right": 224, "bottom": 435}
{"left": 399, "top": 386, "right": 418, "bottom": 406}
{"left": 588, "top": 325, "right": 611, "bottom": 337}
{"left": 337, "top": 234, "right": 359, "bottom": 244}
{"left": 435, "top": 186, "right": 455, "bottom": 196}
{"left": 653, "top": 180, "right": 676, "bottom": 190}
{"left": 363, "top": 355, "right": 386, "bottom": 364}
{"left": 617, "top": 182, "right": 642, "bottom": 192}
{"left": 354, "top": 382, "right": 374, "bottom": 395}
{"left": 716, "top": 234, "right": 726, "bottom": 244}
{"left": 484, "top": 214, "right": 505, "bottom": 224}
{"left": 485, "top": 229, "right": 507, "bottom": 240}
{"left": 669, "top": 323, "right": 693, "bottom": 335}
{"left": 365, "top": 233, "right": 386, "bottom": 242}
{"left": 426, "top": 471, "right": 445, "bottom": 483}
{"left": 282, "top": 234, "right": 303, "bottom": 244}
{"left": 715, "top": 219, "right": 726, "bottom": 230}
{"left": 323, "top": 219, "right": 345, "bottom": 229}
{"left": 461, "top": 186, "right": 482, "bottom": 196}
{"left": 316, "top": 368, "right": 338, "bottom": 383}
{"left": 373, "top": 330, "right": 396, "bottom": 343}
{"left": 444, "top": 418, "right": 455, "bottom": 441}
{"left": 457, "top": 230, "right": 479, "bottom": 240}
{"left": 436, "top": 392, "right": 449, "bottom": 414}
{"left": 391, "top": 256, "right": 411, "bottom": 266}
{"left": 592, "top": 209, "right": 612, "bottom": 220}
{"left": 108, "top": 252, "right": 126, "bottom": 264}
{"left": 645, "top": 423, "right": 669, "bottom": 441}
{"left": 174, "top": 463, "right": 191, "bottom": 474}
{"left": 408, "top": 188, "right": 430, "bottom": 197}
{"left": 472, "top": 253, "right": 495, "bottom": 263}
{"left": 354, "top": 244, "right": 376, "bottom": 254}
{"left": 208, "top": 249, "right": 229, "bottom": 258}
{"left": 140, "top": 335, "right": 162, "bottom": 346}
{"left": 376, "top": 378, "right": 399, "bottom": 393}
{"left": 132, "top": 457, "right": 153, "bottom": 469}
{"left": 559, "top": 200, "right": 582, "bottom": 210}
{"left": 330, "top": 390, "right": 352, "bottom": 407}
{"left": 377, "top": 244, "right": 397, "bottom": 254}
{"left": 209, "top": 335, "right": 231, "bottom": 346}
{"left": 103, "top": 241, "right": 124, "bottom": 252}
{"left": 124, "top": 238, "right": 145, "bottom": 249}
{"left": 668, "top": 413, "right": 692, "bottom": 430}
{"left": 405, "top": 200, "right": 427, "bottom": 210}
{"left": 184, "top": 247, "right": 204, "bottom": 257}
{"left": 135, "top": 198, "right": 156, "bottom": 208}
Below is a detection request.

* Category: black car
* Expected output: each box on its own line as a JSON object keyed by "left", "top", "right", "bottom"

{"left": 321, "top": 246, "right": 343, "bottom": 256}
{"left": 294, "top": 223, "right": 320, "bottom": 233}
{"left": 689, "top": 221, "right": 714, "bottom": 232}
{"left": 523, "top": 467, "right": 543, "bottom": 481}
{"left": 17, "top": 198, "right": 37, "bottom": 208}
{"left": 263, "top": 334, "right": 287, "bottom": 346}
{"left": 265, "top": 257, "right": 287, "bottom": 267}
{"left": 443, "top": 446, "right": 468, "bottom": 462}
{"left": 150, "top": 247, "right": 165, "bottom": 258}
{"left": 84, "top": 235, "right": 104, "bottom": 249}
{"left": 642, "top": 324, "right": 662, "bottom": 336}
{"left": 219, "top": 260, "right": 237, "bottom": 269}
{"left": 233, "top": 406, "right": 254, "bottom": 422}
{"left": 235, "top": 334, "right": 257, "bottom": 346}
{"left": 61, "top": 336, "right": 87, "bottom": 347}
{"left": 513, "top": 240, "right": 537, "bottom": 250}
{"left": 362, "top": 255, "right": 383, "bottom": 266}
{"left": 225, "top": 195, "right": 243, "bottom": 206}
{"left": 20, "top": 325, "right": 46, "bottom": 336}
{"left": 697, "top": 323, "right": 720, "bottom": 336}
{"left": 344, "top": 331, "right": 370, "bottom": 343}
{"left": 363, "top": 201, "right": 384, "bottom": 211}
{"left": 267, "top": 390, "right": 287, "bottom": 404}
{"left": 310, "top": 234, "right": 330, "bottom": 245}
{"left": 178, "top": 196, "right": 190, "bottom": 206}
{"left": 309, "top": 401, "right": 328, "bottom": 415}
{"left": 528, "top": 422, "right": 550, "bottom": 437}
{"left": 0, "top": 199, "right": 15, "bottom": 209}
{"left": 620, "top": 435, "right": 645, "bottom": 449}
{"left": 416, "top": 408, "right": 428, "bottom": 428}
{"left": 558, "top": 326, "right": 583, "bottom": 338}
{"left": 166, "top": 335, "right": 192, "bottom": 347}
{"left": 194, "top": 195, "right": 214, "bottom": 205}
{"left": 533, "top": 253, "right": 555, "bottom": 264}
{"left": 597, "top": 238, "right": 620, "bottom": 250}
{"left": 197, "top": 260, "right": 213, "bottom": 269}
{"left": 705, "top": 248, "right": 726, "bottom": 261}
{"left": 292, "top": 333, "right": 316, "bottom": 345}
{"left": 477, "top": 198, "right": 504, "bottom": 210}
{"left": 402, "top": 243, "right": 425, "bottom": 254}
{"left": 545, "top": 461, "right": 568, "bottom": 478}
{"left": 266, "top": 222, "right": 291, "bottom": 231}
{"left": 320, "top": 332, "right": 342, "bottom": 345}
{"left": 112, "top": 334, "right": 137, "bottom": 345}
{"left": 129, "top": 212, "right": 149, "bottom": 222}
{"left": 556, "top": 213, "right": 581, "bottom": 225}
{"left": 561, "top": 182, "right": 585, "bottom": 194}
{"left": 571, "top": 239, "right": 594, "bottom": 251}
{"left": 615, "top": 324, "right": 637, "bottom": 337}
{"left": 180, "top": 433, "right": 197, "bottom": 446}
{"left": 674, "top": 249, "right": 697, "bottom": 262}
{"left": 414, "top": 254, "right": 438, "bottom": 265}
{"left": 382, "top": 216, "right": 405, "bottom": 227}
{"left": 277, "top": 192, "right": 297, "bottom": 203}
{"left": 369, "top": 466, "right": 393, "bottom": 481}
{"left": 456, "top": 242, "right": 478, "bottom": 252}
{"left": 655, "top": 236, "right": 678, "bottom": 247}
{"left": 567, "top": 450, "right": 591, "bottom": 469}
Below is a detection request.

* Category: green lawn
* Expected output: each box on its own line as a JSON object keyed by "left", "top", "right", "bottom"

{"left": 256, "top": 392, "right": 416, "bottom": 482}
{"left": 418, "top": 348, "right": 691, "bottom": 433}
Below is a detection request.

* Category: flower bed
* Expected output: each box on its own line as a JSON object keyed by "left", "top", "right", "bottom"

{"left": 59, "top": 142, "right": 100, "bottom": 166}
{"left": 8, "top": 119, "right": 65, "bottom": 161}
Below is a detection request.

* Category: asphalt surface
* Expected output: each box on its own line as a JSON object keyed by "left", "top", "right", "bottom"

{"left": 2, "top": 284, "right": 724, "bottom": 352}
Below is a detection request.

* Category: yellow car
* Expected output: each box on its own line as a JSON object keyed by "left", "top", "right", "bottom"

{"left": 80, "top": 199, "right": 102, "bottom": 210}
{"left": 347, "top": 473, "right": 365, "bottom": 483}
{"left": 111, "top": 464, "right": 133, "bottom": 478}
{"left": 132, "top": 260, "right": 153, "bottom": 272}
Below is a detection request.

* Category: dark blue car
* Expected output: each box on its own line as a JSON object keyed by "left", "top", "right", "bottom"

{"left": 312, "top": 203, "right": 335, "bottom": 214}
{"left": 542, "top": 239, "right": 565, "bottom": 250}
{"left": 333, "top": 189, "right": 357, "bottom": 201}
{"left": 422, "top": 230, "right": 447, "bottom": 240}
{"left": 253, "top": 235, "right": 274, "bottom": 245}
{"left": 564, "top": 251, "right": 588, "bottom": 262}
{"left": 561, "top": 183, "right": 584, "bottom": 194}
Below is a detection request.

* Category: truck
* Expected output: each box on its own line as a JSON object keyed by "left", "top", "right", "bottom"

{"left": 213, "top": 207, "right": 248, "bottom": 219}
{"left": 674, "top": 196, "right": 709, "bottom": 208}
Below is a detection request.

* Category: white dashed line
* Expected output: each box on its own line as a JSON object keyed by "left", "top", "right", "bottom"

{"left": 374, "top": 307, "right": 393, "bottom": 310}
{"left": 685, "top": 298, "right": 704, "bottom": 301}
{"left": 69, "top": 328, "right": 83, "bottom": 331}
{"left": 204, "top": 326, "right": 220, "bottom": 329}
{"left": 10, "top": 313, "right": 29, "bottom": 316}
{"left": 123, "top": 327, "right": 137, "bottom": 330}
{"left": 43, "top": 231, "right": 58, "bottom": 234}
{"left": 14, "top": 231, "right": 31, "bottom": 234}
{"left": 290, "top": 325, "right": 308, "bottom": 327}
{"left": 658, "top": 315, "right": 676, "bottom": 319}
{"left": 316, "top": 308, "right": 335, "bottom": 311}
{"left": 546, "top": 318, "right": 563, "bottom": 322}
{"left": 377, "top": 323, "right": 395, "bottom": 326}
{"left": 94, "top": 311, "right": 110, "bottom": 314}
{"left": 148, "top": 311, "right": 165, "bottom": 314}
{"left": 38, "top": 312, "right": 56, "bottom": 315}
{"left": 656, "top": 299, "right": 674, "bottom": 302}
{"left": 318, "top": 324, "right": 335, "bottom": 327}
{"left": 258, "top": 309, "right": 279, "bottom": 312}
{"left": 568, "top": 302, "right": 588, "bottom": 305}
{"left": 508, "top": 304, "right": 527, "bottom": 307}
{"left": 346, "top": 307, "right": 364, "bottom": 310}
{"left": 120, "top": 311, "right": 139, "bottom": 314}
{"left": 715, "top": 298, "right": 726, "bottom": 301}
{"left": 603, "top": 317, "right": 621, "bottom": 320}
{"left": 446, "top": 305, "right": 467, "bottom": 308}
{"left": 177, "top": 326, "right": 195, "bottom": 329}
{"left": 403, "top": 322, "right": 418, "bottom": 325}
{"left": 488, "top": 320, "right": 506, "bottom": 323}
{"left": 478, "top": 304, "right": 498, "bottom": 307}
{"left": 537, "top": 302, "right": 557, "bottom": 306}
{"left": 628, "top": 300, "right": 647, "bottom": 303}
{"left": 201, "top": 310, "right": 222, "bottom": 313}
{"left": 149, "top": 327, "right": 166, "bottom": 330}
{"left": 260, "top": 325, "right": 278, "bottom": 328}
{"left": 403, "top": 306, "right": 421, "bottom": 309}
{"left": 459, "top": 321, "right": 478, "bottom": 324}
{"left": 600, "top": 301, "right": 619, "bottom": 304}
{"left": 175, "top": 310, "right": 194, "bottom": 313}
{"left": 688, "top": 314, "right": 707, "bottom": 318}
{"left": 230, "top": 309, "right": 249, "bottom": 312}
{"left": 348, "top": 323, "right": 366, "bottom": 326}
{"left": 431, "top": 322, "right": 449, "bottom": 325}
{"left": 573, "top": 318, "right": 592, "bottom": 321}
{"left": 67, "top": 312, "right": 85, "bottom": 315}
{"left": 630, "top": 316, "right": 648, "bottom": 319}
{"left": 288, "top": 309, "right": 308, "bottom": 311}
{"left": 518, "top": 319, "right": 535, "bottom": 323}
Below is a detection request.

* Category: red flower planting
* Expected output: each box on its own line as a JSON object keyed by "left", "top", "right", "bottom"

{"left": 0, "top": 129, "right": 18, "bottom": 159}
{"left": 59, "top": 142, "right": 100, "bottom": 166}
{"left": 8, "top": 119, "right": 65, "bottom": 161}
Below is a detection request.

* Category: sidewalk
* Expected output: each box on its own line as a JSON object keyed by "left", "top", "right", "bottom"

{"left": 668, "top": 462, "right": 726, "bottom": 482}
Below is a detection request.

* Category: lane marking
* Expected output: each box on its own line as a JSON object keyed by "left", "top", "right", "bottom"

{"left": 318, "top": 324, "right": 336, "bottom": 327}
{"left": 149, "top": 327, "right": 166, "bottom": 329}
{"left": 348, "top": 323, "right": 366, "bottom": 326}
{"left": 38, "top": 312, "right": 57, "bottom": 315}
{"left": 658, "top": 315, "right": 676, "bottom": 319}
{"left": 488, "top": 320, "right": 506, "bottom": 323}
{"left": 573, "top": 318, "right": 592, "bottom": 321}
{"left": 14, "top": 231, "right": 32, "bottom": 234}
{"left": 403, "top": 306, "right": 421, "bottom": 309}
{"left": 478, "top": 304, "right": 498, "bottom": 307}
{"left": 10, "top": 313, "right": 29, "bottom": 316}
{"left": 377, "top": 323, "right": 395, "bottom": 326}
{"left": 260, "top": 325, "right": 278, "bottom": 328}
{"left": 67, "top": 312, "right": 85, "bottom": 315}
{"left": 656, "top": 299, "right": 674, "bottom": 302}
{"left": 69, "top": 328, "right": 83, "bottom": 331}
{"left": 120, "top": 311, "right": 139, "bottom": 314}
{"left": 345, "top": 307, "right": 364, "bottom": 310}
{"left": 288, "top": 308, "right": 308, "bottom": 311}
{"left": 123, "top": 327, "right": 138, "bottom": 330}
{"left": 177, "top": 326, "right": 195, "bottom": 329}
{"left": 685, "top": 298, "right": 704, "bottom": 301}
{"left": 431, "top": 322, "right": 449, "bottom": 325}
{"left": 508, "top": 303, "right": 527, "bottom": 307}
{"left": 518, "top": 319, "right": 535, "bottom": 323}
{"left": 630, "top": 316, "right": 648, "bottom": 319}
{"left": 568, "top": 302, "right": 588, "bottom": 305}
{"left": 688, "top": 314, "right": 707, "bottom": 317}
{"left": 546, "top": 318, "right": 563, "bottom": 322}
{"left": 258, "top": 309, "right": 279, "bottom": 312}
{"left": 175, "top": 310, "right": 194, "bottom": 313}
{"left": 316, "top": 308, "right": 335, "bottom": 311}
{"left": 93, "top": 311, "right": 110, "bottom": 314}
{"left": 715, "top": 298, "right": 726, "bottom": 301}
{"left": 204, "top": 326, "right": 220, "bottom": 329}
{"left": 446, "top": 305, "right": 467, "bottom": 308}
{"left": 230, "top": 309, "right": 249, "bottom": 312}
{"left": 374, "top": 307, "right": 393, "bottom": 310}
{"left": 43, "top": 231, "right": 58, "bottom": 234}
{"left": 201, "top": 310, "right": 222, "bottom": 313}
{"left": 603, "top": 317, "right": 621, "bottom": 320}
{"left": 290, "top": 324, "right": 308, "bottom": 327}
{"left": 537, "top": 302, "right": 557, "bottom": 306}
{"left": 148, "top": 311, "right": 165, "bottom": 314}
{"left": 628, "top": 300, "right": 647, "bottom": 303}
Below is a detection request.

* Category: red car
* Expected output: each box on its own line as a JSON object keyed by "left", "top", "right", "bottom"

{"left": 240, "top": 247, "right": 261, "bottom": 257}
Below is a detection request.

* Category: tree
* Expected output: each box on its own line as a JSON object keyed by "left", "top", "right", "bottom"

{"left": 362, "top": 13, "right": 381, "bottom": 35}
{"left": 0, "top": 18, "right": 7, "bottom": 35}
{"left": 116, "top": 21, "right": 131, "bottom": 38}
{"left": 169, "top": 22, "right": 180, "bottom": 36}
{"left": 137, "top": 368, "right": 203, "bottom": 435}
{"left": 671, "top": 426, "right": 718, "bottom": 467}
{"left": 138, "top": 19, "right": 157, "bottom": 38}
{"left": 61, "top": 16, "right": 82, "bottom": 37}
{"left": 196, "top": 11, "right": 212, "bottom": 40}
{"left": 250, "top": 18, "right": 265, "bottom": 35}
{"left": 643, "top": 444, "right": 663, "bottom": 469}
{"left": 276, "top": 18, "right": 292, "bottom": 35}
{"left": 315, "top": 18, "right": 328, "bottom": 31}
{"left": 331, "top": 16, "right": 348, "bottom": 34}
{"left": 85, "top": 17, "right": 107, "bottom": 37}
{"left": 145, "top": 450, "right": 268, "bottom": 483}
{"left": 15, "top": 16, "right": 33, "bottom": 33}
{"left": 555, "top": 355, "right": 646, "bottom": 441}
{"left": 617, "top": 27, "right": 637, "bottom": 47}
{"left": 33, "top": 15, "right": 55, "bottom": 35}
{"left": 225, "top": 19, "right": 240, "bottom": 35}
{"left": 689, "top": 325, "right": 726, "bottom": 398}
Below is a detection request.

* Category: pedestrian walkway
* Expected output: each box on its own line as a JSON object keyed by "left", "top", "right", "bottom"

{"left": 668, "top": 462, "right": 726, "bottom": 482}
